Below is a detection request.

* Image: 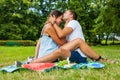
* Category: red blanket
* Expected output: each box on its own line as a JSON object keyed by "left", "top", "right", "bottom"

{"left": 22, "top": 63, "right": 55, "bottom": 71}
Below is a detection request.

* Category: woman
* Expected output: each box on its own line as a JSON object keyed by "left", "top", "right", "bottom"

{"left": 34, "top": 10, "right": 66, "bottom": 60}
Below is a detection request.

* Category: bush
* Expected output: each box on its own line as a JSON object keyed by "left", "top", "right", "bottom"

{"left": 0, "top": 40, "right": 36, "bottom": 46}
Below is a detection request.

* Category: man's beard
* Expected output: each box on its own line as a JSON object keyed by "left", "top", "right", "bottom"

{"left": 63, "top": 18, "right": 67, "bottom": 22}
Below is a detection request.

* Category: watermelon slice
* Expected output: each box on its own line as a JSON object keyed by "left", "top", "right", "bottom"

{"left": 22, "top": 63, "right": 55, "bottom": 71}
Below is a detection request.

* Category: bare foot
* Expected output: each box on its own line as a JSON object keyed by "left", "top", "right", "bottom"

{"left": 98, "top": 58, "right": 118, "bottom": 64}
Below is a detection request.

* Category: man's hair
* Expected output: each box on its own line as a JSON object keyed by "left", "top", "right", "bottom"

{"left": 68, "top": 10, "right": 77, "bottom": 20}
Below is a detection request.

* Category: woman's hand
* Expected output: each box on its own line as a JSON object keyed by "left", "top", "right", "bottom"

{"left": 49, "top": 15, "right": 56, "bottom": 25}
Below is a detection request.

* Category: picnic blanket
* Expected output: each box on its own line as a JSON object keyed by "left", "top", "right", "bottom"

{"left": 0, "top": 65, "right": 22, "bottom": 72}
{"left": 0, "top": 62, "right": 105, "bottom": 73}
{"left": 22, "top": 63, "right": 55, "bottom": 71}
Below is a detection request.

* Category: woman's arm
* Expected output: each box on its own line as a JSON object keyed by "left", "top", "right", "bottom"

{"left": 34, "top": 38, "right": 41, "bottom": 59}
{"left": 44, "top": 23, "right": 67, "bottom": 46}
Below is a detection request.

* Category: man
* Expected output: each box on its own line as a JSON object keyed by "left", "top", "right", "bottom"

{"left": 31, "top": 10, "right": 109, "bottom": 63}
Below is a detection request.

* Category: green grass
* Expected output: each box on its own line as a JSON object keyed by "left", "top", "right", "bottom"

{"left": 0, "top": 46, "right": 120, "bottom": 80}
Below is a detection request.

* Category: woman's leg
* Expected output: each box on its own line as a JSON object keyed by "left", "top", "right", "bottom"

{"left": 31, "top": 48, "right": 71, "bottom": 63}
{"left": 60, "top": 38, "right": 100, "bottom": 60}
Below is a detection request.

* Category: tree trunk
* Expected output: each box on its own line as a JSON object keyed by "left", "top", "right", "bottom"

{"left": 105, "top": 35, "right": 109, "bottom": 45}
{"left": 112, "top": 33, "right": 115, "bottom": 45}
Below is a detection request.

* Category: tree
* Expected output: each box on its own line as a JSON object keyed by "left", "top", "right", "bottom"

{"left": 0, "top": 0, "right": 69, "bottom": 40}
{"left": 93, "top": 0, "right": 120, "bottom": 44}
{"left": 0, "top": 0, "right": 42, "bottom": 40}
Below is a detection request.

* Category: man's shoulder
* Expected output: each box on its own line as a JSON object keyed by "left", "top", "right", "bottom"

{"left": 69, "top": 20, "right": 79, "bottom": 24}
{"left": 70, "top": 20, "right": 77, "bottom": 22}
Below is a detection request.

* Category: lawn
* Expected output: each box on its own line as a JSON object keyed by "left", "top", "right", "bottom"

{"left": 0, "top": 45, "right": 120, "bottom": 80}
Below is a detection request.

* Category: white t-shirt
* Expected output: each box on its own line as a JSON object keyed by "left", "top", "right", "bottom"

{"left": 66, "top": 20, "right": 86, "bottom": 57}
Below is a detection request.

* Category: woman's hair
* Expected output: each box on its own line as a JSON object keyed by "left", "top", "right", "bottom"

{"left": 45, "top": 10, "right": 63, "bottom": 24}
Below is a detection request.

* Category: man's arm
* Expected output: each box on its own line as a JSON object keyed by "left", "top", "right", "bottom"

{"left": 53, "top": 23, "right": 73, "bottom": 38}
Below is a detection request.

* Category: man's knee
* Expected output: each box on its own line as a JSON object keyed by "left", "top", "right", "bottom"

{"left": 77, "top": 38, "right": 84, "bottom": 44}
{"left": 59, "top": 47, "right": 70, "bottom": 55}
{"left": 58, "top": 47, "right": 70, "bottom": 59}
{"left": 55, "top": 48, "right": 62, "bottom": 54}
{"left": 60, "top": 46, "right": 68, "bottom": 52}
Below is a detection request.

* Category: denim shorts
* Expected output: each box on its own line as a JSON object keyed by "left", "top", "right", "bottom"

{"left": 69, "top": 51, "right": 87, "bottom": 63}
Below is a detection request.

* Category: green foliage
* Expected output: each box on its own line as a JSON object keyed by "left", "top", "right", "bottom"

{"left": 0, "top": 0, "right": 42, "bottom": 40}
{"left": 93, "top": 0, "right": 120, "bottom": 44}
{"left": 0, "top": 40, "right": 36, "bottom": 46}
{"left": 0, "top": 0, "right": 68, "bottom": 40}
{"left": 0, "top": 0, "right": 119, "bottom": 44}
{"left": 0, "top": 23, "right": 21, "bottom": 40}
